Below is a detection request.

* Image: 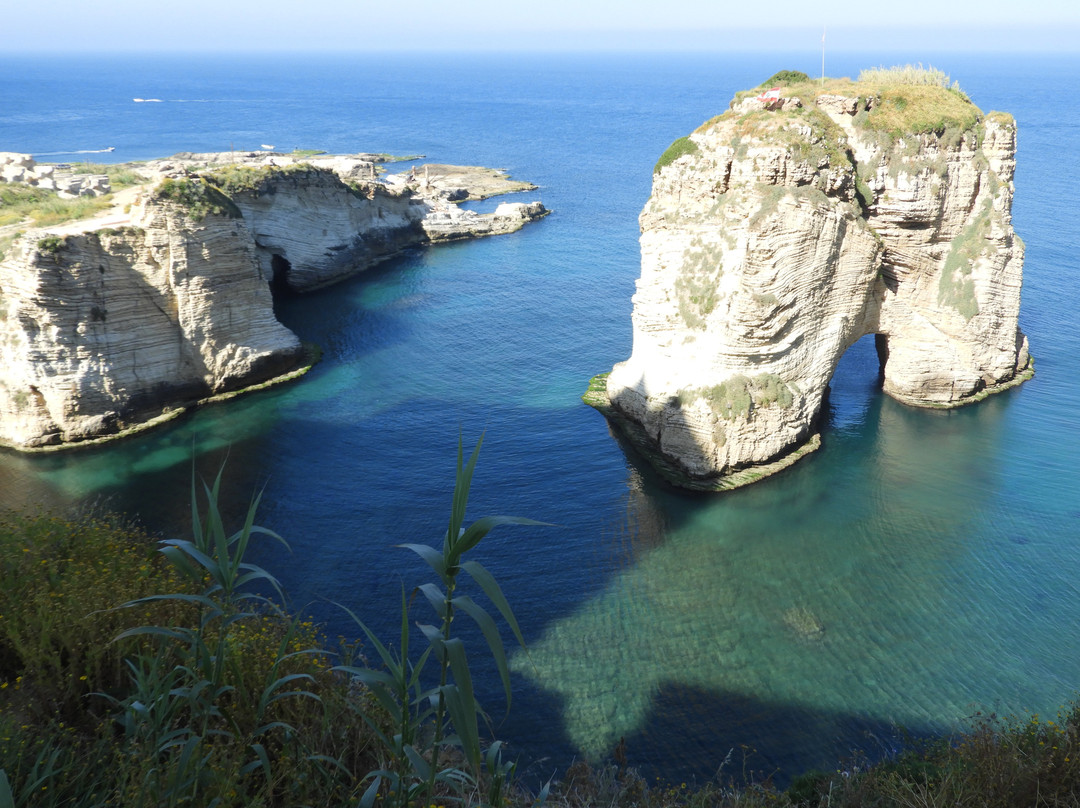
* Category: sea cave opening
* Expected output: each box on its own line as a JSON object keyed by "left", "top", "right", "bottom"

{"left": 270, "top": 253, "right": 294, "bottom": 297}
{"left": 822, "top": 333, "right": 887, "bottom": 432}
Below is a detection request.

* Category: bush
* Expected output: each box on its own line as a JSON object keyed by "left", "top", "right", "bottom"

{"left": 34, "top": 236, "right": 65, "bottom": 256}
{"left": 201, "top": 163, "right": 313, "bottom": 197}
{"left": 761, "top": 70, "right": 809, "bottom": 87}
{"left": 152, "top": 178, "right": 241, "bottom": 220}
{"left": 67, "top": 162, "right": 148, "bottom": 189}
{"left": 654, "top": 136, "right": 700, "bottom": 174}
{"left": 0, "top": 443, "right": 544, "bottom": 808}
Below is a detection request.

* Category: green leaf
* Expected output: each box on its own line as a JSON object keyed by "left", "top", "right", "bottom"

{"left": 358, "top": 775, "right": 383, "bottom": 808}
{"left": 441, "top": 682, "right": 482, "bottom": 773}
{"left": 403, "top": 744, "right": 433, "bottom": 781}
{"left": 461, "top": 559, "right": 526, "bottom": 648}
{"left": 447, "top": 433, "right": 484, "bottom": 555}
{"left": 452, "top": 594, "right": 513, "bottom": 711}
{"left": 241, "top": 742, "right": 272, "bottom": 781}
{"left": 253, "top": 720, "right": 300, "bottom": 737}
{"left": 417, "top": 582, "right": 448, "bottom": 620}
{"left": 332, "top": 601, "right": 400, "bottom": 674}
{"left": 399, "top": 543, "right": 448, "bottom": 581}
{"left": 451, "top": 514, "right": 548, "bottom": 565}
{"left": 0, "top": 769, "right": 14, "bottom": 808}
{"left": 114, "top": 624, "right": 197, "bottom": 644}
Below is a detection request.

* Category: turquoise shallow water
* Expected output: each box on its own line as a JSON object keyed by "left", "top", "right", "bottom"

{"left": 0, "top": 51, "right": 1078, "bottom": 784}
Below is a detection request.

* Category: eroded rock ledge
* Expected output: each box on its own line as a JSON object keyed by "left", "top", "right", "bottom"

{"left": 593, "top": 74, "right": 1032, "bottom": 490}
{"left": 0, "top": 154, "right": 547, "bottom": 450}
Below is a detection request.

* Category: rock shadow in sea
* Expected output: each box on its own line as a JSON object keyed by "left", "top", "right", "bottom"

{"left": 623, "top": 683, "right": 934, "bottom": 788}
{"left": 514, "top": 370, "right": 1048, "bottom": 779}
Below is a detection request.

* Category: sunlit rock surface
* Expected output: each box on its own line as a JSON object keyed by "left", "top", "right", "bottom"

{"left": 0, "top": 159, "right": 546, "bottom": 449}
{"left": 0, "top": 198, "right": 302, "bottom": 449}
{"left": 599, "top": 79, "right": 1031, "bottom": 489}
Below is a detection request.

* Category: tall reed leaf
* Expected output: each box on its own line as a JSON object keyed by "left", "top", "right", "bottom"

{"left": 336, "top": 433, "right": 547, "bottom": 808}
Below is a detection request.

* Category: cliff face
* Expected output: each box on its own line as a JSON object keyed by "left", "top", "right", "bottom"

{"left": 198, "top": 165, "right": 548, "bottom": 292}
{"left": 226, "top": 168, "right": 428, "bottom": 292}
{"left": 0, "top": 200, "right": 302, "bottom": 448}
{"left": 602, "top": 80, "right": 1030, "bottom": 488}
{"left": 0, "top": 161, "right": 547, "bottom": 450}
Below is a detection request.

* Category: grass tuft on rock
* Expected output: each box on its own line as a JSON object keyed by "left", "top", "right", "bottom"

{"left": 654, "top": 136, "right": 699, "bottom": 174}
{"left": 152, "top": 177, "right": 242, "bottom": 220}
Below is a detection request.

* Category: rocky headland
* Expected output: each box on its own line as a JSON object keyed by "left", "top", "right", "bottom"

{"left": 0, "top": 152, "right": 547, "bottom": 450}
{"left": 590, "top": 69, "right": 1031, "bottom": 491}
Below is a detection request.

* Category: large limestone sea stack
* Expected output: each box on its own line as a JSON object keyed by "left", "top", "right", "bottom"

{"left": 593, "top": 68, "right": 1032, "bottom": 490}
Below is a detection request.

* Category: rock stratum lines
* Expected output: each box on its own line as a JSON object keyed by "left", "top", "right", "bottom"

{"left": 0, "top": 153, "right": 547, "bottom": 450}
{"left": 595, "top": 75, "right": 1031, "bottom": 490}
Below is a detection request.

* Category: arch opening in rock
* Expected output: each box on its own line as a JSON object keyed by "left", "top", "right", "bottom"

{"left": 822, "top": 334, "right": 887, "bottom": 432}
{"left": 269, "top": 253, "right": 294, "bottom": 296}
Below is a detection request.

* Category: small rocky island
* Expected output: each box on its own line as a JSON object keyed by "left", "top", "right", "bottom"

{"left": 588, "top": 69, "right": 1032, "bottom": 491}
{"left": 0, "top": 150, "right": 547, "bottom": 450}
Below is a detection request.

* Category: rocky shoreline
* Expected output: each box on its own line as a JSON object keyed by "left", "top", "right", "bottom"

{"left": 0, "top": 151, "right": 548, "bottom": 451}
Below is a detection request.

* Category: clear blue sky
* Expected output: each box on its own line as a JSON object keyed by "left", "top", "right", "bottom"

{"left": 10, "top": 0, "right": 1080, "bottom": 52}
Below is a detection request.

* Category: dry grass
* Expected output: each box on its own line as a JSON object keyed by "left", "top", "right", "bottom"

{"left": 0, "top": 185, "right": 113, "bottom": 228}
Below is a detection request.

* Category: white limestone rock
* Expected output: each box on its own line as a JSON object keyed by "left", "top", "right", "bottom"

{"left": 603, "top": 84, "right": 1030, "bottom": 487}
{"left": 0, "top": 198, "right": 303, "bottom": 449}
{"left": 0, "top": 157, "right": 547, "bottom": 449}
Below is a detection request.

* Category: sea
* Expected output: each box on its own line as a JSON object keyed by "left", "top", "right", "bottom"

{"left": 1, "top": 50, "right": 1078, "bottom": 787}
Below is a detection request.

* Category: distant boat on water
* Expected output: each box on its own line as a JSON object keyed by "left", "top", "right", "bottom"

{"left": 261, "top": 144, "right": 275, "bottom": 150}
{"left": 33, "top": 147, "right": 116, "bottom": 156}
{"left": 133, "top": 98, "right": 163, "bottom": 103}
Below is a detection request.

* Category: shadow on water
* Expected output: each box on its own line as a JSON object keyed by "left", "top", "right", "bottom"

{"left": 509, "top": 334, "right": 1043, "bottom": 781}
{"left": 626, "top": 684, "right": 936, "bottom": 788}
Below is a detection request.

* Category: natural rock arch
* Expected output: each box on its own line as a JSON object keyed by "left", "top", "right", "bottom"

{"left": 592, "top": 79, "right": 1032, "bottom": 491}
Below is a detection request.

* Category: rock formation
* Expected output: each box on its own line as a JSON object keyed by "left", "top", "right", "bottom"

{"left": 0, "top": 158, "right": 547, "bottom": 450}
{"left": 1, "top": 152, "right": 111, "bottom": 197}
{"left": 594, "top": 75, "right": 1031, "bottom": 490}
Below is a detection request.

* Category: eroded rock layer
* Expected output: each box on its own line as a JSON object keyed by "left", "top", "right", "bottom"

{"left": 0, "top": 201, "right": 302, "bottom": 448}
{"left": 0, "top": 161, "right": 547, "bottom": 449}
{"left": 603, "top": 78, "right": 1031, "bottom": 488}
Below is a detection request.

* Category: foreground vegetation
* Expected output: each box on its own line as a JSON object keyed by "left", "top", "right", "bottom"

{"left": 4, "top": 441, "right": 1080, "bottom": 807}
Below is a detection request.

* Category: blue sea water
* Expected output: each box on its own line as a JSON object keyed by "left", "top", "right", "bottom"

{"left": 1, "top": 50, "right": 1079, "bottom": 786}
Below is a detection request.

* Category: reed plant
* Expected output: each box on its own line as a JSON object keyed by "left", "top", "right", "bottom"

{"left": 335, "top": 434, "right": 548, "bottom": 808}
{"left": 10, "top": 439, "right": 1080, "bottom": 806}
{"left": 105, "top": 466, "right": 332, "bottom": 806}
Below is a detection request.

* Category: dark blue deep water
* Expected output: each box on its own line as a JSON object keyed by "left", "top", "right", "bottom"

{"left": 1, "top": 51, "right": 1078, "bottom": 786}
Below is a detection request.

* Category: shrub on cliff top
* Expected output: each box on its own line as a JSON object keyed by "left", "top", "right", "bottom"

{"left": 857, "top": 83, "right": 980, "bottom": 140}
{"left": 854, "top": 64, "right": 977, "bottom": 139}
{"left": 654, "top": 136, "right": 699, "bottom": 174}
{"left": 152, "top": 177, "right": 241, "bottom": 220}
{"left": 761, "top": 70, "right": 809, "bottom": 87}
{"left": 202, "top": 162, "right": 320, "bottom": 197}
{"left": 858, "top": 63, "right": 954, "bottom": 87}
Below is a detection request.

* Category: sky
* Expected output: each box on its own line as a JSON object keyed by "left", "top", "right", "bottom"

{"left": 6, "top": 0, "right": 1080, "bottom": 52}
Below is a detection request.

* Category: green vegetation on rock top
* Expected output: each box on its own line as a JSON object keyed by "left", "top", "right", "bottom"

{"left": 760, "top": 70, "right": 809, "bottom": 87}
{"left": 697, "top": 64, "right": 982, "bottom": 145}
{"left": 56, "top": 161, "right": 149, "bottom": 189}
{"left": 200, "top": 162, "right": 315, "bottom": 196}
{"left": 859, "top": 84, "right": 980, "bottom": 139}
{"left": 152, "top": 177, "right": 241, "bottom": 220}
{"left": 654, "top": 136, "right": 699, "bottom": 174}
{"left": 0, "top": 184, "right": 114, "bottom": 229}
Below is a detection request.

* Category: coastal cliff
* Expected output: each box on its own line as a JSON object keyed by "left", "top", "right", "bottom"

{"left": 0, "top": 156, "right": 547, "bottom": 449}
{"left": 595, "top": 69, "right": 1031, "bottom": 490}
